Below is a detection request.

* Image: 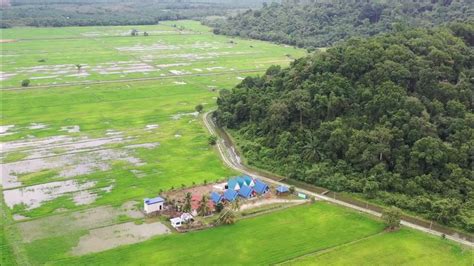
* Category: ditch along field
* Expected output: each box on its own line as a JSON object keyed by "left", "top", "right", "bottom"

{"left": 0, "top": 21, "right": 472, "bottom": 265}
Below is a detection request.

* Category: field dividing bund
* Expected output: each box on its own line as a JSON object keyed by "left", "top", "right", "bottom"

{"left": 1, "top": 21, "right": 472, "bottom": 265}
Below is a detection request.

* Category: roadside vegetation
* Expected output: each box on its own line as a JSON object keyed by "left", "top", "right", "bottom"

{"left": 215, "top": 24, "right": 474, "bottom": 232}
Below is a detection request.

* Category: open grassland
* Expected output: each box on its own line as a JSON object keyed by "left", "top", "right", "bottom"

{"left": 42, "top": 203, "right": 385, "bottom": 265}
{"left": 0, "top": 20, "right": 304, "bottom": 88}
{"left": 282, "top": 228, "right": 472, "bottom": 266}
{"left": 36, "top": 203, "right": 473, "bottom": 265}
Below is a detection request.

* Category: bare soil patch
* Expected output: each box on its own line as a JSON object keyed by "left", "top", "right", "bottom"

{"left": 70, "top": 221, "right": 170, "bottom": 255}
{"left": 17, "top": 201, "right": 144, "bottom": 242}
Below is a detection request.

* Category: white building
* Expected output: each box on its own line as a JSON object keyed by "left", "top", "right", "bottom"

{"left": 144, "top": 196, "right": 164, "bottom": 214}
{"left": 170, "top": 213, "right": 194, "bottom": 228}
{"left": 170, "top": 217, "right": 183, "bottom": 228}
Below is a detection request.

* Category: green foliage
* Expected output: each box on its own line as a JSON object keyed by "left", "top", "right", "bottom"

{"left": 195, "top": 104, "right": 204, "bottom": 113}
{"left": 21, "top": 79, "right": 30, "bottom": 87}
{"left": 0, "top": 1, "right": 269, "bottom": 28}
{"left": 217, "top": 208, "right": 236, "bottom": 225}
{"left": 382, "top": 206, "right": 402, "bottom": 230}
{"left": 206, "top": 0, "right": 473, "bottom": 49}
{"left": 215, "top": 25, "right": 474, "bottom": 232}
{"left": 215, "top": 202, "right": 224, "bottom": 213}
{"left": 208, "top": 135, "right": 218, "bottom": 145}
{"left": 197, "top": 194, "right": 210, "bottom": 216}
{"left": 183, "top": 192, "right": 192, "bottom": 213}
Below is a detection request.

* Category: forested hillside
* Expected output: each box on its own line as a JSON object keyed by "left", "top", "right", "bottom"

{"left": 215, "top": 23, "right": 474, "bottom": 232}
{"left": 0, "top": 0, "right": 272, "bottom": 28}
{"left": 206, "top": 0, "right": 473, "bottom": 49}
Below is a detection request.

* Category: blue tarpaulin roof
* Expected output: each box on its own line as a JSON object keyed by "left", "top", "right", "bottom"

{"left": 210, "top": 192, "right": 222, "bottom": 204}
{"left": 253, "top": 179, "right": 269, "bottom": 194}
{"left": 276, "top": 185, "right": 289, "bottom": 193}
{"left": 144, "top": 196, "right": 164, "bottom": 205}
{"left": 223, "top": 189, "right": 238, "bottom": 201}
{"left": 238, "top": 185, "right": 253, "bottom": 198}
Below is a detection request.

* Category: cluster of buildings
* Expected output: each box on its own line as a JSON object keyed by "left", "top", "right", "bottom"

{"left": 143, "top": 175, "right": 292, "bottom": 228}
{"left": 210, "top": 175, "right": 270, "bottom": 204}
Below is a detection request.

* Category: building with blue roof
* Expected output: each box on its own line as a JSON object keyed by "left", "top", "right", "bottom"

{"left": 276, "top": 185, "right": 289, "bottom": 194}
{"left": 210, "top": 192, "right": 222, "bottom": 204}
{"left": 242, "top": 175, "right": 255, "bottom": 187}
{"left": 144, "top": 196, "right": 165, "bottom": 214}
{"left": 253, "top": 179, "right": 269, "bottom": 195}
{"left": 238, "top": 185, "right": 254, "bottom": 198}
{"left": 227, "top": 178, "right": 241, "bottom": 191}
{"left": 223, "top": 189, "right": 238, "bottom": 202}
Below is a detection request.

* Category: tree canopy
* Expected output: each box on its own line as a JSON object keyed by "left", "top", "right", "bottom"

{"left": 215, "top": 24, "right": 474, "bottom": 232}
{"left": 205, "top": 0, "right": 473, "bottom": 49}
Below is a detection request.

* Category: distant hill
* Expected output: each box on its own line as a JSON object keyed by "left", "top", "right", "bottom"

{"left": 215, "top": 23, "right": 474, "bottom": 232}
{"left": 205, "top": 0, "right": 473, "bottom": 49}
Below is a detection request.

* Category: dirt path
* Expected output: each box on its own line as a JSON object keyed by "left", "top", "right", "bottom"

{"left": 239, "top": 198, "right": 307, "bottom": 211}
{"left": 202, "top": 111, "right": 474, "bottom": 248}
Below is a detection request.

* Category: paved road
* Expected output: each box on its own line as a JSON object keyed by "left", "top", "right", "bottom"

{"left": 203, "top": 111, "right": 474, "bottom": 247}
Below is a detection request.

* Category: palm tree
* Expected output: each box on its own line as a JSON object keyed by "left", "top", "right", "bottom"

{"left": 218, "top": 208, "right": 236, "bottom": 225}
{"left": 183, "top": 192, "right": 192, "bottom": 213}
{"left": 231, "top": 198, "right": 240, "bottom": 211}
{"left": 302, "top": 130, "right": 320, "bottom": 162}
{"left": 197, "top": 194, "right": 210, "bottom": 216}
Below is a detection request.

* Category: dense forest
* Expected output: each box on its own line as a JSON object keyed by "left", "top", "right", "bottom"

{"left": 0, "top": 0, "right": 273, "bottom": 28}
{"left": 215, "top": 23, "right": 474, "bottom": 232}
{"left": 206, "top": 0, "right": 473, "bottom": 49}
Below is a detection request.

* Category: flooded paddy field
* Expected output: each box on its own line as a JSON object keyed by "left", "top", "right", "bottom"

{"left": 0, "top": 21, "right": 307, "bottom": 264}
{"left": 0, "top": 21, "right": 305, "bottom": 88}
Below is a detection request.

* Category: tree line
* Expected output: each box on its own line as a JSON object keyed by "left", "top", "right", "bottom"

{"left": 0, "top": 0, "right": 269, "bottom": 28}
{"left": 205, "top": 0, "right": 473, "bottom": 49}
{"left": 214, "top": 23, "right": 474, "bottom": 232}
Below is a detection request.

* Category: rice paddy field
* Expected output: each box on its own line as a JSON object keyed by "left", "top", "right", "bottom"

{"left": 1, "top": 21, "right": 472, "bottom": 265}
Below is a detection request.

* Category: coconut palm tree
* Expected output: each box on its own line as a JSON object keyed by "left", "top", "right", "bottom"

{"left": 197, "top": 194, "right": 210, "bottom": 216}
{"left": 218, "top": 208, "right": 235, "bottom": 225}
{"left": 183, "top": 192, "right": 192, "bottom": 213}
{"left": 231, "top": 197, "right": 240, "bottom": 211}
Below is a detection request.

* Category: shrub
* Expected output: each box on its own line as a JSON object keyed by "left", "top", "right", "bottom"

{"left": 21, "top": 79, "right": 30, "bottom": 87}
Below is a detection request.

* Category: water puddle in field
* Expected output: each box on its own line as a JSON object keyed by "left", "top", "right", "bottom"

{"left": 0, "top": 72, "right": 17, "bottom": 81}
{"left": 93, "top": 61, "right": 158, "bottom": 75}
{"left": 116, "top": 43, "right": 179, "bottom": 52}
{"left": 17, "top": 201, "right": 144, "bottom": 242}
{"left": 169, "top": 70, "right": 191, "bottom": 75}
{"left": 11, "top": 64, "right": 90, "bottom": 79}
{"left": 0, "top": 125, "right": 15, "bottom": 136}
{"left": 145, "top": 124, "right": 159, "bottom": 130}
{"left": 73, "top": 190, "right": 98, "bottom": 206}
{"left": 125, "top": 143, "right": 159, "bottom": 149}
{"left": 0, "top": 134, "right": 158, "bottom": 189}
{"left": 28, "top": 123, "right": 47, "bottom": 130}
{"left": 71, "top": 221, "right": 171, "bottom": 255}
{"left": 171, "top": 111, "right": 199, "bottom": 120}
{"left": 60, "top": 125, "right": 80, "bottom": 133}
{"left": 3, "top": 180, "right": 97, "bottom": 209}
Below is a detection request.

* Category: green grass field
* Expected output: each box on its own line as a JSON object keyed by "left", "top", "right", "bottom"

{"left": 1, "top": 21, "right": 472, "bottom": 265}
{"left": 283, "top": 228, "right": 472, "bottom": 266}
